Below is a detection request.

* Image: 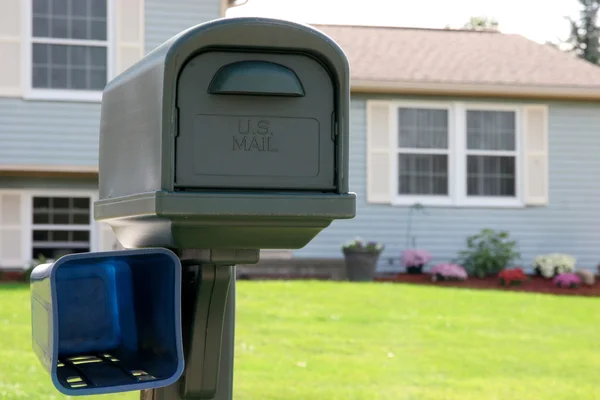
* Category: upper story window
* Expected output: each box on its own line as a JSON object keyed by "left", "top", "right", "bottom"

{"left": 29, "top": 0, "right": 111, "bottom": 101}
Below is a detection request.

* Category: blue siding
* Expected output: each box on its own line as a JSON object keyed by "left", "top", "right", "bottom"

{"left": 145, "top": 0, "right": 221, "bottom": 53}
{"left": 295, "top": 95, "right": 600, "bottom": 270}
{"left": 0, "top": 99, "right": 101, "bottom": 168}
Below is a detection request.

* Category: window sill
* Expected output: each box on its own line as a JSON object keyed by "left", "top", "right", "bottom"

{"left": 392, "top": 196, "right": 525, "bottom": 209}
{"left": 24, "top": 89, "right": 103, "bottom": 103}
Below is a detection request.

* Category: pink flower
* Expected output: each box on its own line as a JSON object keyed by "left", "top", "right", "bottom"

{"left": 553, "top": 273, "right": 582, "bottom": 288}
{"left": 430, "top": 264, "right": 468, "bottom": 280}
{"left": 402, "top": 249, "right": 432, "bottom": 267}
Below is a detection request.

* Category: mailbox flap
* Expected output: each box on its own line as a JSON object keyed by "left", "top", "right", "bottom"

{"left": 175, "top": 51, "right": 336, "bottom": 191}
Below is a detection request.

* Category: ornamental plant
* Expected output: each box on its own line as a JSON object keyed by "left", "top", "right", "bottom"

{"left": 533, "top": 253, "right": 576, "bottom": 278}
{"left": 430, "top": 264, "right": 468, "bottom": 281}
{"left": 553, "top": 272, "right": 581, "bottom": 289}
{"left": 456, "top": 229, "right": 520, "bottom": 278}
{"left": 342, "top": 237, "right": 384, "bottom": 253}
{"left": 498, "top": 267, "right": 528, "bottom": 286}
{"left": 401, "top": 249, "right": 432, "bottom": 267}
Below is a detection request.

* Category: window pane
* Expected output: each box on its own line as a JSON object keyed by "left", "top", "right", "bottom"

{"left": 50, "top": 16, "right": 69, "bottom": 38}
{"left": 52, "top": 212, "right": 70, "bottom": 224}
{"left": 90, "top": 46, "right": 106, "bottom": 65}
{"left": 91, "top": 0, "right": 107, "bottom": 18}
{"left": 71, "top": 0, "right": 88, "bottom": 17}
{"left": 467, "top": 110, "right": 516, "bottom": 151}
{"left": 33, "top": 230, "right": 49, "bottom": 241}
{"left": 32, "top": 43, "right": 49, "bottom": 64}
{"left": 90, "top": 20, "right": 107, "bottom": 40}
{"left": 32, "top": 16, "right": 50, "bottom": 37}
{"left": 51, "top": 0, "right": 68, "bottom": 16}
{"left": 467, "top": 155, "right": 516, "bottom": 197}
{"left": 90, "top": 69, "right": 107, "bottom": 90}
{"left": 73, "top": 198, "right": 90, "bottom": 209}
{"left": 398, "top": 154, "right": 448, "bottom": 195}
{"left": 33, "top": 0, "right": 50, "bottom": 14}
{"left": 33, "top": 197, "right": 50, "bottom": 209}
{"left": 73, "top": 214, "right": 90, "bottom": 225}
{"left": 71, "top": 19, "right": 89, "bottom": 40}
{"left": 398, "top": 108, "right": 448, "bottom": 149}
{"left": 33, "top": 212, "right": 50, "bottom": 224}
{"left": 50, "top": 68, "right": 68, "bottom": 88}
{"left": 71, "top": 46, "right": 87, "bottom": 66}
{"left": 51, "top": 45, "right": 68, "bottom": 66}
{"left": 72, "top": 231, "right": 90, "bottom": 242}
{"left": 32, "top": 66, "right": 49, "bottom": 88}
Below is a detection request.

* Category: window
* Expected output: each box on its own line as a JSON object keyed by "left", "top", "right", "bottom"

{"left": 390, "top": 102, "right": 522, "bottom": 207}
{"left": 29, "top": 0, "right": 110, "bottom": 99}
{"left": 466, "top": 110, "right": 517, "bottom": 198}
{"left": 397, "top": 107, "right": 450, "bottom": 197}
{"left": 31, "top": 196, "right": 91, "bottom": 260}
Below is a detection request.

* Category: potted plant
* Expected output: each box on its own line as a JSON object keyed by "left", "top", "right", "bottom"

{"left": 456, "top": 229, "right": 520, "bottom": 278}
{"left": 341, "top": 238, "right": 384, "bottom": 282}
{"left": 401, "top": 249, "right": 432, "bottom": 274}
{"left": 533, "top": 253, "right": 576, "bottom": 278}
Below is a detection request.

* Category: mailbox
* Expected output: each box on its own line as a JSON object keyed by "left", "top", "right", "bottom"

{"left": 94, "top": 17, "right": 356, "bottom": 250}
{"left": 30, "top": 249, "right": 184, "bottom": 396}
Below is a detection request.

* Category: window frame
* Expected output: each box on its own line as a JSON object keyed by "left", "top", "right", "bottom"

{"left": 390, "top": 101, "right": 524, "bottom": 208}
{"left": 22, "top": 189, "right": 100, "bottom": 262}
{"left": 22, "top": 0, "right": 115, "bottom": 102}
{"left": 391, "top": 101, "right": 455, "bottom": 207}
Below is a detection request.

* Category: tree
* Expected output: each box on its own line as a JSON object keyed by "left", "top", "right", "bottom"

{"left": 462, "top": 16, "right": 499, "bottom": 32}
{"left": 566, "top": 0, "right": 600, "bottom": 64}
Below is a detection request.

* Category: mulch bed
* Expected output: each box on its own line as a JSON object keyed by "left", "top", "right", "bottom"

{"left": 375, "top": 273, "right": 600, "bottom": 297}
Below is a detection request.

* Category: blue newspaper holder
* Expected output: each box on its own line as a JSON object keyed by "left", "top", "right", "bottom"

{"left": 30, "top": 248, "right": 184, "bottom": 396}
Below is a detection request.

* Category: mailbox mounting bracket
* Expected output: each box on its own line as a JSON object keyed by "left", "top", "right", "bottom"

{"left": 141, "top": 249, "right": 242, "bottom": 400}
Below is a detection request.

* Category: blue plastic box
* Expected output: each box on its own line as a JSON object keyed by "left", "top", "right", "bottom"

{"left": 30, "top": 248, "right": 184, "bottom": 396}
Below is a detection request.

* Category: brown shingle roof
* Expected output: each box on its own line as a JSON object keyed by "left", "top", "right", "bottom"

{"left": 314, "top": 24, "right": 600, "bottom": 96}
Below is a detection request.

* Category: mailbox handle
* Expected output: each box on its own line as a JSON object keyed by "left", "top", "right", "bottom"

{"left": 208, "top": 60, "right": 305, "bottom": 97}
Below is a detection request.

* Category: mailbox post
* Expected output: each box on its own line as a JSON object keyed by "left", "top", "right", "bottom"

{"left": 30, "top": 16, "right": 355, "bottom": 399}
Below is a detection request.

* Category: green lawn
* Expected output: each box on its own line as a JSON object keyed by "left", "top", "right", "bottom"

{"left": 1, "top": 282, "right": 598, "bottom": 399}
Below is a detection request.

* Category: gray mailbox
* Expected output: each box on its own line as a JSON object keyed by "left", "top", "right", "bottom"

{"left": 94, "top": 17, "right": 356, "bottom": 250}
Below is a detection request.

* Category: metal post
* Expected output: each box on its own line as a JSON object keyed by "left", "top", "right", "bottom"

{"left": 141, "top": 256, "right": 236, "bottom": 400}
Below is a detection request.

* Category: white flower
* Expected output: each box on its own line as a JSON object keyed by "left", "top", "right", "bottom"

{"left": 533, "top": 253, "right": 576, "bottom": 277}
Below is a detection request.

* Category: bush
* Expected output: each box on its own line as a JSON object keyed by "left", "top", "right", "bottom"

{"left": 456, "top": 229, "right": 520, "bottom": 278}
{"left": 553, "top": 273, "right": 581, "bottom": 289}
{"left": 498, "top": 267, "right": 528, "bottom": 286}
{"left": 430, "top": 264, "right": 468, "bottom": 281}
{"left": 533, "top": 254, "right": 575, "bottom": 278}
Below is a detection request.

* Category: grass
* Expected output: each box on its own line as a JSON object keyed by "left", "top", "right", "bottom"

{"left": 1, "top": 282, "right": 599, "bottom": 399}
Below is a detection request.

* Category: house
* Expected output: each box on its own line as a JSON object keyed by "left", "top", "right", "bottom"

{"left": 1, "top": 2, "right": 600, "bottom": 272}
{"left": 0, "top": 0, "right": 231, "bottom": 268}
{"left": 292, "top": 24, "right": 600, "bottom": 271}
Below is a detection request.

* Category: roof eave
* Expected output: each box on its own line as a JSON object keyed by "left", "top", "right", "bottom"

{"left": 351, "top": 79, "right": 600, "bottom": 101}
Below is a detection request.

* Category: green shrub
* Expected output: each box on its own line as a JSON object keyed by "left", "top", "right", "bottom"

{"left": 23, "top": 254, "right": 49, "bottom": 283}
{"left": 456, "top": 229, "right": 520, "bottom": 278}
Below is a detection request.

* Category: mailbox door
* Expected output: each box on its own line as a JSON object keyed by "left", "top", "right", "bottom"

{"left": 175, "top": 51, "right": 336, "bottom": 191}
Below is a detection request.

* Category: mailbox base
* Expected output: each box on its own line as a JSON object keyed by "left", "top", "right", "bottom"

{"left": 95, "top": 191, "right": 356, "bottom": 250}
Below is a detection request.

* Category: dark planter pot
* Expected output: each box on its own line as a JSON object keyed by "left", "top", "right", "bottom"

{"left": 343, "top": 249, "right": 382, "bottom": 282}
{"left": 406, "top": 265, "right": 424, "bottom": 275}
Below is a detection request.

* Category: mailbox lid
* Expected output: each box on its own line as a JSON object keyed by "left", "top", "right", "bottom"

{"left": 175, "top": 50, "right": 336, "bottom": 190}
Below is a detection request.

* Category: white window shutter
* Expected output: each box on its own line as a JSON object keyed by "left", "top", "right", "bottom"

{"left": 0, "top": 0, "right": 23, "bottom": 96}
{"left": 115, "top": 0, "right": 145, "bottom": 75}
{"left": 0, "top": 193, "right": 26, "bottom": 268}
{"left": 366, "top": 101, "right": 393, "bottom": 204}
{"left": 99, "top": 223, "right": 124, "bottom": 251}
{"left": 523, "top": 105, "right": 549, "bottom": 205}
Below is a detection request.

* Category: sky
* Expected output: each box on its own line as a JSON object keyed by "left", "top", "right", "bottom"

{"left": 226, "top": 0, "right": 581, "bottom": 44}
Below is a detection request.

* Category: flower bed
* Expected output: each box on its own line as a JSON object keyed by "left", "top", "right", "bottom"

{"left": 374, "top": 272, "right": 600, "bottom": 297}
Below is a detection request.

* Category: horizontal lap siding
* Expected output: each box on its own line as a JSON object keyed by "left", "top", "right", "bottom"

{"left": 145, "top": 0, "right": 221, "bottom": 53}
{"left": 295, "top": 96, "right": 600, "bottom": 271}
{"left": 0, "top": 99, "right": 100, "bottom": 168}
